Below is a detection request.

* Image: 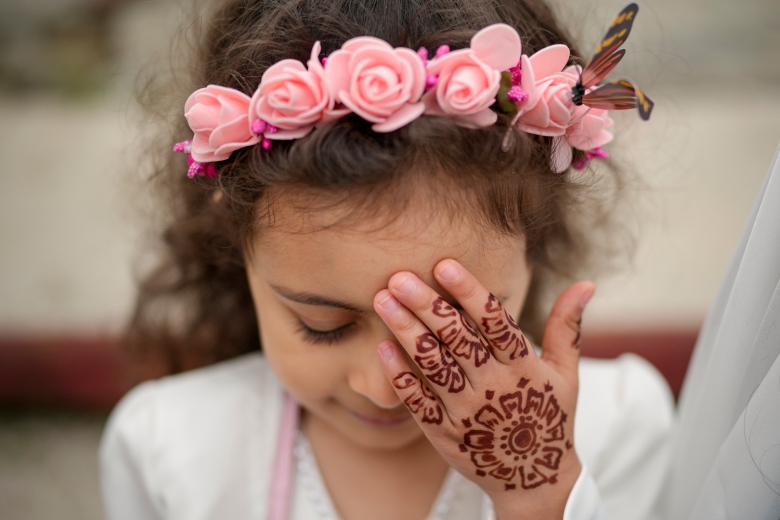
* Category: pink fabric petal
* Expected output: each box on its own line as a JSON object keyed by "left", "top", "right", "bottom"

{"left": 262, "top": 59, "right": 306, "bottom": 81}
{"left": 214, "top": 135, "right": 261, "bottom": 158}
{"left": 442, "top": 66, "right": 498, "bottom": 114}
{"left": 185, "top": 85, "right": 247, "bottom": 112}
{"left": 518, "top": 122, "right": 565, "bottom": 137}
{"left": 307, "top": 41, "right": 324, "bottom": 74}
{"left": 186, "top": 103, "right": 219, "bottom": 133}
{"left": 217, "top": 96, "right": 250, "bottom": 124}
{"left": 470, "top": 23, "right": 522, "bottom": 71}
{"left": 190, "top": 134, "right": 217, "bottom": 162}
{"left": 371, "top": 101, "right": 425, "bottom": 132}
{"left": 519, "top": 55, "right": 538, "bottom": 110}
{"left": 324, "top": 50, "right": 352, "bottom": 100}
{"left": 425, "top": 48, "right": 469, "bottom": 76}
{"left": 453, "top": 108, "right": 498, "bottom": 129}
{"left": 528, "top": 44, "right": 570, "bottom": 79}
{"left": 566, "top": 109, "right": 614, "bottom": 150}
{"left": 547, "top": 90, "right": 572, "bottom": 125}
{"left": 551, "top": 137, "right": 572, "bottom": 173}
{"left": 191, "top": 150, "right": 219, "bottom": 163}
{"left": 349, "top": 46, "right": 394, "bottom": 73}
{"left": 339, "top": 90, "right": 384, "bottom": 123}
{"left": 210, "top": 114, "right": 252, "bottom": 146}
{"left": 357, "top": 63, "right": 402, "bottom": 103}
{"left": 395, "top": 47, "right": 427, "bottom": 101}
{"left": 319, "top": 107, "right": 351, "bottom": 125}
{"left": 341, "top": 36, "right": 391, "bottom": 54}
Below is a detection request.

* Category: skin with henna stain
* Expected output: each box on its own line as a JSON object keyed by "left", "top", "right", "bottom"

{"left": 375, "top": 257, "right": 594, "bottom": 519}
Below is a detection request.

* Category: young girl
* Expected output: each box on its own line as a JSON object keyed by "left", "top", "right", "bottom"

{"left": 100, "top": 1, "right": 674, "bottom": 518}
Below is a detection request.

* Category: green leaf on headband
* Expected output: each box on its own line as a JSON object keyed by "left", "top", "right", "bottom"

{"left": 496, "top": 71, "right": 517, "bottom": 116}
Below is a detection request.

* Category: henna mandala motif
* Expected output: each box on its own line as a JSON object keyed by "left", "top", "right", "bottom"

{"left": 459, "top": 382, "right": 569, "bottom": 490}
{"left": 392, "top": 372, "right": 443, "bottom": 424}
{"left": 414, "top": 332, "right": 466, "bottom": 393}
{"left": 432, "top": 298, "right": 491, "bottom": 368}
{"left": 481, "top": 294, "right": 529, "bottom": 359}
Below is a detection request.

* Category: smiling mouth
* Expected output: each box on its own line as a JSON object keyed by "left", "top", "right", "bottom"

{"left": 349, "top": 409, "right": 413, "bottom": 427}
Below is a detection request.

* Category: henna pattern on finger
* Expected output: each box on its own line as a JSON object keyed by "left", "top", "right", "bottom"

{"left": 392, "top": 372, "right": 443, "bottom": 425}
{"left": 458, "top": 382, "right": 568, "bottom": 490}
{"left": 481, "top": 293, "right": 529, "bottom": 359}
{"left": 433, "top": 298, "right": 491, "bottom": 367}
{"left": 573, "top": 317, "right": 582, "bottom": 349}
{"left": 432, "top": 297, "right": 458, "bottom": 318}
{"left": 414, "top": 332, "right": 466, "bottom": 393}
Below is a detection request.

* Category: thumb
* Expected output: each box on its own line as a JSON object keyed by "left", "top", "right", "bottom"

{"left": 540, "top": 281, "right": 596, "bottom": 376}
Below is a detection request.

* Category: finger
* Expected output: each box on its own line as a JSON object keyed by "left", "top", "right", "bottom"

{"left": 433, "top": 259, "right": 533, "bottom": 365}
{"left": 540, "top": 281, "right": 595, "bottom": 377}
{"left": 374, "top": 290, "right": 469, "bottom": 395}
{"left": 377, "top": 340, "right": 447, "bottom": 426}
{"left": 386, "top": 272, "right": 492, "bottom": 371}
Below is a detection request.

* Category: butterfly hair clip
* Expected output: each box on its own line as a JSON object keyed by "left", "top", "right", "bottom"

{"left": 572, "top": 2, "right": 654, "bottom": 120}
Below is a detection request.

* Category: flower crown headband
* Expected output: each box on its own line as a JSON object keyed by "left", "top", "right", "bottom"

{"left": 175, "top": 3, "right": 653, "bottom": 179}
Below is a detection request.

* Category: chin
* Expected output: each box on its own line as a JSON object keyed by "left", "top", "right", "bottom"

{"left": 340, "top": 421, "right": 426, "bottom": 451}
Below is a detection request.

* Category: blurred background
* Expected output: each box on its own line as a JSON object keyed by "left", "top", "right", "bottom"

{"left": 0, "top": 0, "right": 778, "bottom": 518}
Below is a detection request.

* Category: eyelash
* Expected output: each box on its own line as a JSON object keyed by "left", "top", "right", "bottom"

{"left": 295, "top": 320, "right": 354, "bottom": 345}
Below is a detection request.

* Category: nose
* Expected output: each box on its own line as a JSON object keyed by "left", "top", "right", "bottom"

{"left": 347, "top": 341, "right": 403, "bottom": 409}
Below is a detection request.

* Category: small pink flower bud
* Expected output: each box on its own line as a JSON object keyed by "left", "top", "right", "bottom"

{"left": 434, "top": 45, "right": 450, "bottom": 59}
{"left": 251, "top": 119, "right": 267, "bottom": 135}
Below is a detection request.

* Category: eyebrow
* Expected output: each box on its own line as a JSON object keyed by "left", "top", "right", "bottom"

{"left": 271, "top": 284, "right": 376, "bottom": 315}
{"left": 269, "top": 283, "right": 508, "bottom": 316}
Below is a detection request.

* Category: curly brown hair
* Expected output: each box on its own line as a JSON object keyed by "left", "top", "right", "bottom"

{"left": 127, "top": 0, "right": 630, "bottom": 374}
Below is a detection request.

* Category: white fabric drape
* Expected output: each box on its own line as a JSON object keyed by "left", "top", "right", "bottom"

{"left": 663, "top": 144, "right": 780, "bottom": 519}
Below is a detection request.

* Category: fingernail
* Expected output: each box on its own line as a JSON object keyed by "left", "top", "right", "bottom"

{"left": 437, "top": 262, "right": 459, "bottom": 283}
{"left": 395, "top": 275, "right": 416, "bottom": 295}
{"left": 378, "top": 342, "right": 396, "bottom": 361}
{"left": 379, "top": 294, "right": 401, "bottom": 313}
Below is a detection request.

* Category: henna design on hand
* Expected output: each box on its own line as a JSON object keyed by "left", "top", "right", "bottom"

{"left": 414, "top": 332, "right": 466, "bottom": 393}
{"left": 432, "top": 298, "right": 491, "bottom": 368}
{"left": 458, "top": 382, "right": 568, "bottom": 490}
{"left": 481, "top": 294, "right": 529, "bottom": 359}
{"left": 392, "top": 372, "right": 443, "bottom": 425}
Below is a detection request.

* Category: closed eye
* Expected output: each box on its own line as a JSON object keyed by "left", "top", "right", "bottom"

{"left": 295, "top": 320, "right": 354, "bottom": 346}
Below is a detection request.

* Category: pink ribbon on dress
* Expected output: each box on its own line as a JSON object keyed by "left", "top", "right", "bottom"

{"left": 267, "top": 393, "right": 300, "bottom": 520}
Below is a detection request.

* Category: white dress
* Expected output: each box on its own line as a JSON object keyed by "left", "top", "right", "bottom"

{"left": 99, "top": 352, "right": 674, "bottom": 520}
{"left": 662, "top": 145, "right": 780, "bottom": 520}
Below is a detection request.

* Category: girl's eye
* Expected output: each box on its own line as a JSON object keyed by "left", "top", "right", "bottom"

{"left": 295, "top": 320, "right": 354, "bottom": 346}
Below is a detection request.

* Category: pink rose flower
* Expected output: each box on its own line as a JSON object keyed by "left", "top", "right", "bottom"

{"left": 515, "top": 45, "right": 588, "bottom": 137}
{"left": 423, "top": 23, "right": 522, "bottom": 128}
{"left": 550, "top": 108, "right": 614, "bottom": 172}
{"left": 325, "top": 36, "right": 427, "bottom": 132}
{"left": 184, "top": 85, "right": 260, "bottom": 163}
{"left": 565, "top": 107, "right": 613, "bottom": 151}
{"left": 249, "top": 41, "right": 348, "bottom": 140}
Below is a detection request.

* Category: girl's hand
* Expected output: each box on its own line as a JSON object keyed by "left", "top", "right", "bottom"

{"left": 373, "top": 259, "right": 594, "bottom": 520}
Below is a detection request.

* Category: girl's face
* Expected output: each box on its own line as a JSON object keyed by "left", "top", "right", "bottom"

{"left": 245, "top": 195, "right": 532, "bottom": 451}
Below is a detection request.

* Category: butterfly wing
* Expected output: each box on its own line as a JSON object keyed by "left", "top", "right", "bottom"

{"left": 582, "top": 78, "right": 654, "bottom": 120}
{"left": 581, "top": 49, "right": 626, "bottom": 89}
{"left": 580, "top": 3, "right": 640, "bottom": 88}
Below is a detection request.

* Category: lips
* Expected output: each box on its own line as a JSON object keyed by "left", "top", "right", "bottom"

{"left": 349, "top": 409, "right": 413, "bottom": 427}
